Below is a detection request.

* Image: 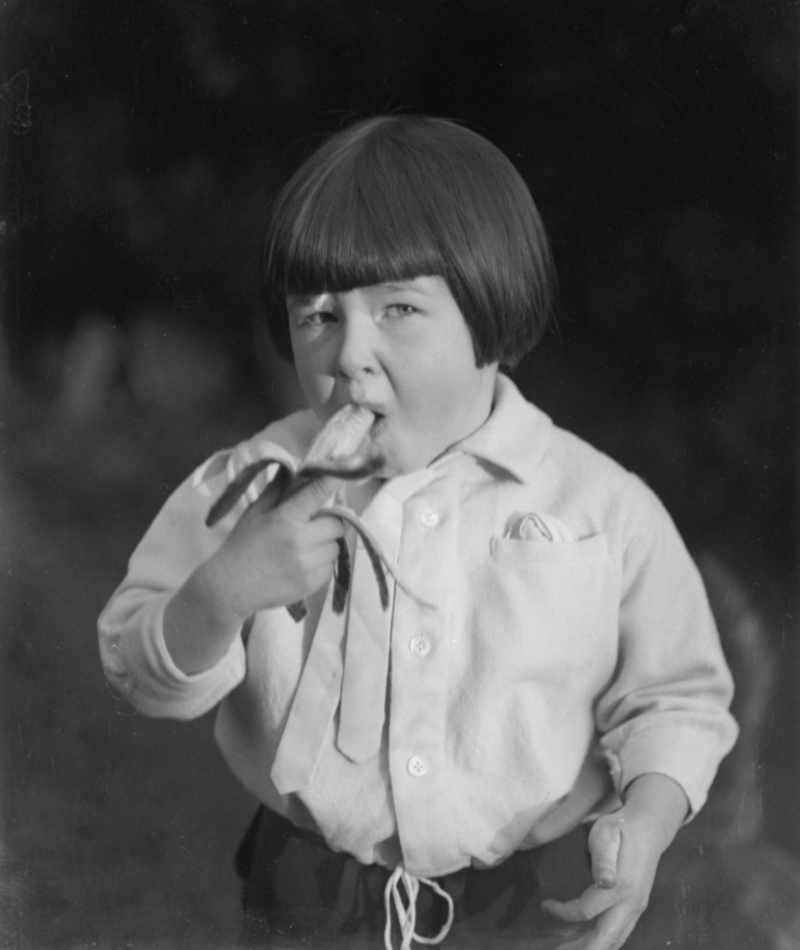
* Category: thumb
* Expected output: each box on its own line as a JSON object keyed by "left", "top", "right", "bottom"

{"left": 589, "top": 817, "right": 622, "bottom": 890}
{"left": 282, "top": 474, "right": 340, "bottom": 520}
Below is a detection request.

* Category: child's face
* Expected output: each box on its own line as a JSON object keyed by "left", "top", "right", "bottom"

{"left": 287, "top": 276, "right": 499, "bottom": 478}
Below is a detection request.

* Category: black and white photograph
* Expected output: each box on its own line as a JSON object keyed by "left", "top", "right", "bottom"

{"left": 1, "top": 3, "right": 797, "bottom": 948}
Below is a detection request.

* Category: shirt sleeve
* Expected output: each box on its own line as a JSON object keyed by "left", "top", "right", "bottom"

{"left": 595, "top": 477, "right": 739, "bottom": 817}
{"left": 97, "top": 452, "right": 247, "bottom": 720}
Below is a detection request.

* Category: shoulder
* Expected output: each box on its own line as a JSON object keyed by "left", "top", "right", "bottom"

{"left": 492, "top": 377, "right": 669, "bottom": 541}
{"left": 495, "top": 376, "right": 655, "bottom": 507}
{"left": 539, "top": 420, "right": 675, "bottom": 545}
{"left": 543, "top": 421, "right": 651, "bottom": 500}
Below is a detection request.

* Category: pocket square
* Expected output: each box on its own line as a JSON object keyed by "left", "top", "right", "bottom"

{"left": 504, "top": 512, "right": 575, "bottom": 542}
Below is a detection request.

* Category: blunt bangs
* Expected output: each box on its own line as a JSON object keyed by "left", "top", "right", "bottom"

{"left": 263, "top": 116, "right": 555, "bottom": 368}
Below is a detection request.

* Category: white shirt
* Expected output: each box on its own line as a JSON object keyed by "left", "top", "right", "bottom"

{"left": 98, "top": 375, "right": 738, "bottom": 878}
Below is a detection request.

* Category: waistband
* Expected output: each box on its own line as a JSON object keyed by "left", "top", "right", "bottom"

{"left": 237, "top": 806, "right": 564, "bottom": 948}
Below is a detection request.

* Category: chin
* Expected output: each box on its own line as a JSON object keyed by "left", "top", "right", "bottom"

{"left": 372, "top": 454, "right": 406, "bottom": 479}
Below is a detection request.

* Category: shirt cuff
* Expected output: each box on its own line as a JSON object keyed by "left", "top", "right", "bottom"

{"left": 600, "top": 724, "right": 731, "bottom": 819}
{"left": 105, "top": 594, "right": 247, "bottom": 720}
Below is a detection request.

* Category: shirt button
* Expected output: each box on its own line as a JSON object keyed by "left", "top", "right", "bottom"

{"left": 407, "top": 756, "right": 428, "bottom": 777}
{"left": 419, "top": 508, "right": 439, "bottom": 528}
{"left": 409, "top": 636, "right": 431, "bottom": 657}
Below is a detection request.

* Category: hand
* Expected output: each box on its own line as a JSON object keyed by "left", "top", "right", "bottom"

{"left": 208, "top": 474, "right": 345, "bottom": 619}
{"left": 164, "top": 475, "right": 343, "bottom": 675}
{"left": 542, "top": 773, "right": 689, "bottom": 950}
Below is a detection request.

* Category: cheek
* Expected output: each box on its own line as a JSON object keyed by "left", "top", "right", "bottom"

{"left": 292, "top": 348, "right": 332, "bottom": 408}
{"left": 424, "top": 340, "right": 479, "bottom": 397}
{"left": 300, "top": 373, "right": 334, "bottom": 411}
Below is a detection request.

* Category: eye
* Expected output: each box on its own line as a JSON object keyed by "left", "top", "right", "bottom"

{"left": 384, "top": 303, "right": 417, "bottom": 318}
{"left": 296, "top": 309, "right": 337, "bottom": 328}
{"left": 309, "top": 310, "right": 337, "bottom": 324}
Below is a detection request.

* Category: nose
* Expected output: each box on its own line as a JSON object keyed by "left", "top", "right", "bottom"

{"left": 334, "top": 312, "right": 379, "bottom": 382}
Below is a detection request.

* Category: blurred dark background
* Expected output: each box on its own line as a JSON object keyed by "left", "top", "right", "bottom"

{"left": 0, "top": 1, "right": 797, "bottom": 948}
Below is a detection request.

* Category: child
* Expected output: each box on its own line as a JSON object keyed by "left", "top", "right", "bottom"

{"left": 98, "top": 115, "right": 738, "bottom": 950}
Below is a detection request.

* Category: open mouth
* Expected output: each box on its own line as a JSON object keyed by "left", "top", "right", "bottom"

{"left": 369, "top": 411, "right": 385, "bottom": 433}
{"left": 295, "top": 403, "right": 386, "bottom": 479}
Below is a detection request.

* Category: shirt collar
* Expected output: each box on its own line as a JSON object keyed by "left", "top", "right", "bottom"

{"left": 451, "top": 373, "right": 553, "bottom": 484}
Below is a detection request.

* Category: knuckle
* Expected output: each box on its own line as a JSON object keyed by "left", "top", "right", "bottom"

{"left": 593, "top": 817, "right": 618, "bottom": 839}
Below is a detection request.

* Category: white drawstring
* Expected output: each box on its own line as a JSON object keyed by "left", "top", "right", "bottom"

{"left": 383, "top": 866, "right": 455, "bottom": 950}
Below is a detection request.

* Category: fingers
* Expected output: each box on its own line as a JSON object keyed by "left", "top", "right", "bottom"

{"left": 589, "top": 818, "right": 622, "bottom": 889}
{"left": 279, "top": 475, "right": 342, "bottom": 520}
{"left": 305, "top": 551, "right": 340, "bottom": 593}
{"left": 542, "top": 883, "right": 618, "bottom": 925}
{"left": 543, "top": 805, "right": 664, "bottom": 950}
{"left": 306, "top": 515, "right": 347, "bottom": 544}
{"left": 548, "top": 903, "right": 637, "bottom": 950}
{"left": 542, "top": 817, "right": 623, "bottom": 926}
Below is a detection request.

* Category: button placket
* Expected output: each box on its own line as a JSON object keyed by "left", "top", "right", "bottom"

{"left": 388, "top": 475, "right": 460, "bottom": 873}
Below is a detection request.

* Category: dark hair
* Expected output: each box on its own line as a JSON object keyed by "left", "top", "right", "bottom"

{"left": 262, "top": 115, "right": 555, "bottom": 369}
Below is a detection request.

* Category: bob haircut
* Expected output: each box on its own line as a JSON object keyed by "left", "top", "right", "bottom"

{"left": 262, "top": 115, "right": 555, "bottom": 369}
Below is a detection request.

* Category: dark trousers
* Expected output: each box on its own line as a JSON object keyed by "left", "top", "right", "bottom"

{"left": 236, "top": 807, "right": 593, "bottom": 949}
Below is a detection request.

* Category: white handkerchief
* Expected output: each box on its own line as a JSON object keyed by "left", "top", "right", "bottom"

{"left": 504, "top": 512, "right": 575, "bottom": 543}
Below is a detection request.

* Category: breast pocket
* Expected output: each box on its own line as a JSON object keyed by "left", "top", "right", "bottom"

{"left": 475, "top": 534, "right": 618, "bottom": 689}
